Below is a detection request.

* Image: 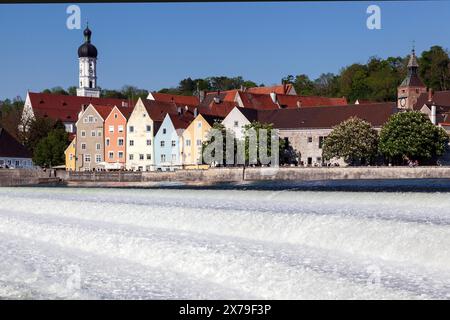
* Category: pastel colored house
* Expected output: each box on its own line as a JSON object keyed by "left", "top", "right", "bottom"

{"left": 64, "top": 136, "right": 76, "bottom": 171}
{"left": 154, "top": 113, "right": 193, "bottom": 171}
{"left": 125, "top": 98, "right": 168, "bottom": 171}
{"left": 104, "top": 106, "right": 133, "bottom": 170}
{"left": 181, "top": 113, "right": 223, "bottom": 168}
{"left": 75, "top": 104, "right": 113, "bottom": 171}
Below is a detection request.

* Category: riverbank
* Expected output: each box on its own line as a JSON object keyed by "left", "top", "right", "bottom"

{"left": 4, "top": 166, "right": 450, "bottom": 188}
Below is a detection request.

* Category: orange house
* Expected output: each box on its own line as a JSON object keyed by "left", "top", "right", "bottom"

{"left": 104, "top": 105, "right": 133, "bottom": 169}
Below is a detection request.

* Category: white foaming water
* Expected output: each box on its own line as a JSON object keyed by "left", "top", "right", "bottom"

{"left": 0, "top": 187, "right": 449, "bottom": 299}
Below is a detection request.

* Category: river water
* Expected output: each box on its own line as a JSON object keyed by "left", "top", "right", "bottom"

{"left": 0, "top": 182, "right": 449, "bottom": 299}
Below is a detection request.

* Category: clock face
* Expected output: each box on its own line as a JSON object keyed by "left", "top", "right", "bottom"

{"left": 89, "top": 68, "right": 93, "bottom": 74}
{"left": 400, "top": 97, "right": 406, "bottom": 107}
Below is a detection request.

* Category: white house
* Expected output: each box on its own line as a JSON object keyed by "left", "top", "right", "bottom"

{"left": 0, "top": 127, "right": 33, "bottom": 168}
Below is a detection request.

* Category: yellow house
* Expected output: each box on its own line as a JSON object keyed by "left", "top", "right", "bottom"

{"left": 64, "top": 137, "right": 76, "bottom": 171}
{"left": 181, "top": 114, "right": 223, "bottom": 169}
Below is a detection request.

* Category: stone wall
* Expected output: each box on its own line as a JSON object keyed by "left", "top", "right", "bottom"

{"left": 0, "top": 169, "right": 56, "bottom": 187}
{"left": 64, "top": 166, "right": 450, "bottom": 184}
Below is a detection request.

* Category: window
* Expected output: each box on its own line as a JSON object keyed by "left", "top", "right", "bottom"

{"left": 186, "top": 139, "right": 191, "bottom": 146}
{"left": 81, "top": 143, "right": 86, "bottom": 150}
{"left": 15, "top": 160, "right": 20, "bottom": 167}
{"left": 118, "top": 125, "right": 124, "bottom": 132}
{"left": 317, "top": 157, "right": 322, "bottom": 163}
{"left": 96, "top": 143, "right": 101, "bottom": 150}
{"left": 118, "top": 152, "right": 124, "bottom": 159}
{"left": 139, "top": 154, "right": 144, "bottom": 160}
{"left": 307, "top": 157, "right": 312, "bottom": 165}
{"left": 106, "top": 138, "right": 110, "bottom": 146}
{"left": 161, "top": 154, "right": 166, "bottom": 162}
{"left": 171, "top": 140, "right": 176, "bottom": 147}
{"left": 196, "top": 139, "right": 202, "bottom": 146}
{"left": 88, "top": 115, "right": 93, "bottom": 123}
{"left": 146, "top": 154, "right": 151, "bottom": 160}
{"left": 163, "top": 128, "right": 167, "bottom": 134}
{"left": 234, "top": 121, "right": 239, "bottom": 127}
{"left": 96, "top": 154, "right": 102, "bottom": 163}
{"left": 84, "top": 154, "right": 91, "bottom": 163}
{"left": 161, "top": 141, "right": 165, "bottom": 147}
{"left": 83, "top": 118, "right": 87, "bottom": 123}
{"left": 129, "top": 126, "right": 134, "bottom": 133}
{"left": 146, "top": 139, "right": 152, "bottom": 146}
{"left": 172, "top": 154, "right": 176, "bottom": 161}
{"left": 109, "top": 125, "right": 114, "bottom": 133}
{"left": 89, "top": 81, "right": 93, "bottom": 88}
{"left": 142, "top": 113, "right": 146, "bottom": 118}
{"left": 98, "top": 130, "right": 102, "bottom": 137}
{"left": 146, "top": 125, "right": 151, "bottom": 132}
{"left": 91, "top": 130, "right": 96, "bottom": 137}
{"left": 129, "top": 154, "right": 134, "bottom": 160}
{"left": 129, "top": 140, "right": 134, "bottom": 146}
{"left": 81, "top": 130, "right": 86, "bottom": 137}
{"left": 109, "top": 152, "right": 114, "bottom": 159}
{"left": 198, "top": 121, "right": 202, "bottom": 128}
{"left": 69, "top": 154, "right": 73, "bottom": 161}
{"left": 114, "top": 113, "right": 118, "bottom": 119}
{"left": 118, "top": 138, "right": 124, "bottom": 146}
{"left": 307, "top": 137, "right": 313, "bottom": 143}
{"left": 319, "top": 136, "right": 325, "bottom": 149}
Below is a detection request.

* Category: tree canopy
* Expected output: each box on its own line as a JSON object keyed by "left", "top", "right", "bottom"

{"left": 322, "top": 117, "right": 379, "bottom": 165}
{"left": 33, "top": 128, "right": 69, "bottom": 167}
{"left": 379, "top": 111, "right": 449, "bottom": 165}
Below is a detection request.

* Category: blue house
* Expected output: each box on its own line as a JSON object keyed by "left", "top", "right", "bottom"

{"left": 154, "top": 113, "right": 192, "bottom": 171}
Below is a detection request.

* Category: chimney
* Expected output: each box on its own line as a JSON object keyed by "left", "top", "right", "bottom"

{"left": 270, "top": 92, "right": 277, "bottom": 104}
{"left": 122, "top": 101, "right": 128, "bottom": 107}
{"left": 431, "top": 103, "right": 437, "bottom": 125}
{"left": 194, "top": 107, "right": 198, "bottom": 117}
{"left": 296, "top": 100, "right": 301, "bottom": 108}
{"left": 428, "top": 88, "right": 434, "bottom": 102}
{"left": 177, "top": 106, "right": 182, "bottom": 115}
{"left": 213, "top": 96, "right": 221, "bottom": 104}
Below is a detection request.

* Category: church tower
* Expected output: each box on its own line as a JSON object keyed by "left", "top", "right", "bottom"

{"left": 76, "top": 24, "right": 100, "bottom": 98}
{"left": 397, "top": 48, "right": 426, "bottom": 109}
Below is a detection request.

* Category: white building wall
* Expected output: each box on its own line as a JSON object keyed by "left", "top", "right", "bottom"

{"left": 222, "top": 107, "right": 251, "bottom": 140}
{"left": 125, "top": 101, "right": 155, "bottom": 171}
{"left": 0, "top": 157, "right": 33, "bottom": 169}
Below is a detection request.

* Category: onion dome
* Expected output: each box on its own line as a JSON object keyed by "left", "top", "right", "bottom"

{"left": 78, "top": 25, "right": 98, "bottom": 58}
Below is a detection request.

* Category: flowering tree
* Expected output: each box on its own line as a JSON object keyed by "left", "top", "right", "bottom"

{"left": 322, "top": 117, "right": 379, "bottom": 165}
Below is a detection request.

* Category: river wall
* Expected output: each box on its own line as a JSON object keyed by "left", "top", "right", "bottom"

{"left": 3, "top": 167, "right": 450, "bottom": 187}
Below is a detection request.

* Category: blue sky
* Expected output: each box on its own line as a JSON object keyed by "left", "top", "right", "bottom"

{"left": 1, "top": 1, "right": 450, "bottom": 100}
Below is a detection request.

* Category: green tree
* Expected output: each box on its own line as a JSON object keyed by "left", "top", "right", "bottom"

{"left": 23, "top": 117, "right": 59, "bottom": 153}
{"left": 379, "top": 111, "right": 449, "bottom": 165}
{"left": 33, "top": 128, "right": 69, "bottom": 168}
{"left": 419, "top": 46, "right": 450, "bottom": 91}
{"left": 201, "top": 122, "right": 237, "bottom": 165}
{"left": 322, "top": 117, "right": 379, "bottom": 165}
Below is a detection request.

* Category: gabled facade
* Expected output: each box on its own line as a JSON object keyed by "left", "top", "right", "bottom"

{"left": 75, "top": 104, "right": 111, "bottom": 171}
{"left": 154, "top": 114, "right": 192, "bottom": 171}
{"left": 125, "top": 99, "right": 156, "bottom": 171}
{"left": 64, "top": 137, "right": 76, "bottom": 171}
{"left": 181, "top": 114, "right": 222, "bottom": 168}
{"left": 222, "top": 107, "right": 257, "bottom": 140}
{"left": 104, "top": 106, "right": 132, "bottom": 169}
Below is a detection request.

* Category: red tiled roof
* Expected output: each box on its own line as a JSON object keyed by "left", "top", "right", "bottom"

{"left": 277, "top": 94, "right": 348, "bottom": 108}
{"left": 150, "top": 92, "right": 199, "bottom": 106}
{"left": 256, "top": 103, "right": 397, "bottom": 129}
{"left": 91, "top": 105, "right": 115, "bottom": 120}
{"left": 414, "top": 91, "right": 450, "bottom": 110}
{"left": 168, "top": 113, "right": 194, "bottom": 130}
{"left": 197, "top": 100, "right": 237, "bottom": 118}
{"left": 28, "top": 92, "right": 133, "bottom": 123}
{"left": 141, "top": 99, "right": 197, "bottom": 122}
{"left": 237, "top": 92, "right": 279, "bottom": 110}
{"left": 246, "top": 84, "right": 294, "bottom": 95}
